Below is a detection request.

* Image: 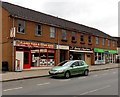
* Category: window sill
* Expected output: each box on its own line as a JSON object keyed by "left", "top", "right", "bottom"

{"left": 88, "top": 43, "right": 92, "bottom": 45}
{"left": 80, "top": 41, "right": 85, "bottom": 44}
{"left": 17, "top": 32, "right": 25, "bottom": 34}
{"left": 71, "top": 40, "right": 77, "bottom": 43}
{"left": 35, "top": 34, "right": 42, "bottom": 37}
{"left": 61, "top": 39, "right": 68, "bottom": 42}
{"left": 50, "top": 37, "right": 55, "bottom": 39}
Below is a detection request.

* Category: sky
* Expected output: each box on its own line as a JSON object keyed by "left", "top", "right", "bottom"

{"left": 2, "top": 0, "right": 119, "bottom": 37}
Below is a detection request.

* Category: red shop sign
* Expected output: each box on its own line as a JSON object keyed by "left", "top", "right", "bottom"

{"left": 15, "top": 40, "right": 54, "bottom": 49}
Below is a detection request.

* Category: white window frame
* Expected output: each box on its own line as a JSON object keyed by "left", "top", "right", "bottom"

{"left": 35, "top": 24, "right": 42, "bottom": 36}
{"left": 61, "top": 29, "right": 67, "bottom": 40}
{"left": 71, "top": 32, "right": 76, "bottom": 40}
{"left": 102, "top": 38, "right": 105, "bottom": 46}
{"left": 17, "top": 20, "right": 25, "bottom": 34}
{"left": 108, "top": 39, "right": 110, "bottom": 46}
{"left": 96, "top": 37, "right": 99, "bottom": 44}
{"left": 50, "top": 27, "right": 55, "bottom": 38}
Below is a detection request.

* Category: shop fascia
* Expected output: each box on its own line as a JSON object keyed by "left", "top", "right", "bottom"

{"left": 56, "top": 45, "right": 69, "bottom": 50}
{"left": 14, "top": 40, "right": 55, "bottom": 49}
{"left": 94, "top": 48, "right": 117, "bottom": 54}
{"left": 69, "top": 46, "right": 93, "bottom": 53}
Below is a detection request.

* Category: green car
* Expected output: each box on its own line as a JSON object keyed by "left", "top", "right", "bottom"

{"left": 49, "top": 60, "right": 89, "bottom": 78}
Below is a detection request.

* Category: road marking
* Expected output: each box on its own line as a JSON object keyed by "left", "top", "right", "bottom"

{"left": 59, "top": 79, "right": 71, "bottom": 82}
{"left": 80, "top": 85, "right": 110, "bottom": 95}
{"left": 78, "top": 77, "right": 86, "bottom": 79}
{"left": 37, "top": 82, "right": 50, "bottom": 86}
{"left": 3, "top": 87, "right": 23, "bottom": 92}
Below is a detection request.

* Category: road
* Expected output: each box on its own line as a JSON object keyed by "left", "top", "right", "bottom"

{"left": 2, "top": 68, "right": 118, "bottom": 95}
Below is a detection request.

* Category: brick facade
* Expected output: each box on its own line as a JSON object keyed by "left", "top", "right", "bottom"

{"left": 2, "top": 2, "right": 117, "bottom": 71}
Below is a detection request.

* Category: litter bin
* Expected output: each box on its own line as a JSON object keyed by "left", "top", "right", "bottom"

{"left": 2, "top": 61, "right": 9, "bottom": 71}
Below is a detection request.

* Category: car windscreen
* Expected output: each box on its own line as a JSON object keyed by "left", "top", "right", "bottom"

{"left": 58, "top": 61, "right": 74, "bottom": 67}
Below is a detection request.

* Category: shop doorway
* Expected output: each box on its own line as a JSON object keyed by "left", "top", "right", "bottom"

{"left": 85, "top": 54, "right": 91, "bottom": 65}
{"left": 60, "top": 50, "right": 68, "bottom": 62}
{"left": 23, "top": 51, "right": 31, "bottom": 69}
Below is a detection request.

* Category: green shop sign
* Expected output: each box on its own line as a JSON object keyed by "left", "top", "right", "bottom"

{"left": 94, "top": 48, "right": 117, "bottom": 54}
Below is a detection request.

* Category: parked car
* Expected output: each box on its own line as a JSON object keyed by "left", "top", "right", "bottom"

{"left": 49, "top": 60, "right": 89, "bottom": 78}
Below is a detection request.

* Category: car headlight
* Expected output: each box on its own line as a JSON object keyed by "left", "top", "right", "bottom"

{"left": 56, "top": 70, "right": 64, "bottom": 73}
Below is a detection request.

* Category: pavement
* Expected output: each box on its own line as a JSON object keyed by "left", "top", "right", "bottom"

{"left": 1, "top": 63, "right": 119, "bottom": 82}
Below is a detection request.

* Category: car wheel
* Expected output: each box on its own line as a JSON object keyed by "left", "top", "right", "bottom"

{"left": 64, "top": 71, "right": 70, "bottom": 78}
{"left": 84, "top": 70, "right": 89, "bottom": 76}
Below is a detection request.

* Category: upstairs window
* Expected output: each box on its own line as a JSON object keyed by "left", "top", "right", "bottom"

{"left": 80, "top": 34, "right": 84, "bottom": 42}
{"left": 88, "top": 36, "right": 92, "bottom": 43}
{"left": 35, "top": 24, "right": 42, "bottom": 36}
{"left": 113, "top": 41, "right": 116, "bottom": 47}
{"left": 108, "top": 39, "right": 110, "bottom": 46}
{"left": 71, "top": 32, "right": 76, "bottom": 40}
{"left": 50, "top": 27, "right": 55, "bottom": 38}
{"left": 96, "top": 37, "right": 99, "bottom": 44}
{"left": 18, "top": 20, "right": 25, "bottom": 33}
{"left": 61, "top": 29, "right": 67, "bottom": 41}
{"left": 102, "top": 38, "right": 105, "bottom": 45}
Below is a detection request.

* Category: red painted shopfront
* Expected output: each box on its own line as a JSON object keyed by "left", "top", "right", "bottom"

{"left": 14, "top": 40, "right": 56, "bottom": 70}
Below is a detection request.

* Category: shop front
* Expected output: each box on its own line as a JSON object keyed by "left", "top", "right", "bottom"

{"left": 56, "top": 45, "right": 69, "bottom": 63}
{"left": 14, "top": 40, "right": 55, "bottom": 71}
{"left": 69, "top": 46, "right": 93, "bottom": 65}
{"left": 94, "top": 48, "right": 117, "bottom": 64}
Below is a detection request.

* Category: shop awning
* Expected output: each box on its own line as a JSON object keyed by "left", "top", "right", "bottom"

{"left": 70, "top": 50, "right": 93, "bottom": 53}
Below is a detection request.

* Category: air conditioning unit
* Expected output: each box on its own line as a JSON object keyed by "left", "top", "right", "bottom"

{"left": 10, "top": 27, "right": 16, "bottom": 38}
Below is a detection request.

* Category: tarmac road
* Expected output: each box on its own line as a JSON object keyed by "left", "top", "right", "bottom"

{"left": 2, "top": 68, "right": 118, "bottom": 95}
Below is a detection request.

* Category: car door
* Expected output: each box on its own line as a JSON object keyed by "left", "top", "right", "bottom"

{"left": 78, "top": 61, "right": 86, "bottom": 74}
{"left": 70, "top": 61, "right": 79, "bottom": 75}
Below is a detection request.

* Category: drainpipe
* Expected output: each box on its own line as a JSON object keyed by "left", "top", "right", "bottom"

{"left": 12, "top": 17, "right": 15, "bottom": 71}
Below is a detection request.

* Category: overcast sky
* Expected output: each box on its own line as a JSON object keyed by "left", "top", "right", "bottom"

{"left": 2, "top": 0, "right": 119, "bottom": 37}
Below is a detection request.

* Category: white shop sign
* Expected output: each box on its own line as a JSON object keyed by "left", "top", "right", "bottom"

{"left": 56, "top": 45, "right": 69, "bottom": 50}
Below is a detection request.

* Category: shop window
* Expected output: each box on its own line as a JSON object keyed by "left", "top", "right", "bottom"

{"left": 17, "top": 20, "right": 25, "bottom": 33}
{"left": 61, "top": 29, "right": 67, "bottom": 41}
{"left": 35, "top": 24, "right": 42, "bottom": 36}
{"left": 96, "top": 37, "right": 99, "bottom": 44}
{"left": 101, "top": 53, "right": 104, "bottom": 60}
{"left": 31, "top": 49, "right": 39, "bottom": 67}
{"left": 48, "top": 50, "right": 55, "bottom": 66}
{"left": 31, "top": 49, "right": 55, "bottom": 66}
{"left": 50, "top": 27, "right": 55, "bottom": 38}
{"left": 40, "top": 49, "right": 47, "bottom": 66}
{"left": 95, "top": 53, "right": 97, "bottom": 61}
{"left": 98, "top": 53, "right": 101, "bottom": 60}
